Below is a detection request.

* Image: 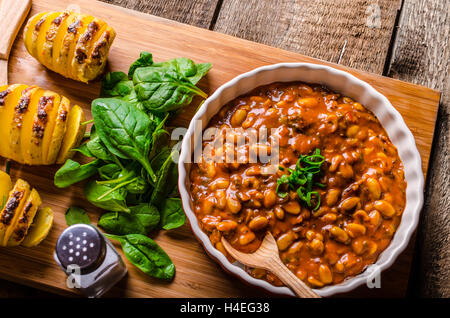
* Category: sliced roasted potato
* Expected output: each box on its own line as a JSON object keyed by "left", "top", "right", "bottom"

{"left": 83, "top": 25, "right": 116, "bottom": 82}
{"left": 46, "top": 96, "right": 70, "bottom": 164}
{"left": 56, "top": 105, "right": 86, "bottom": 164}
{"left": 66, "top": 15, "right": 95, "bottom": 79}
{"left": 9, "top": 86, "right": 40, "bottom": 163}
{"left": 41, "top": 11, "right": 71, "bottom": 69}
{"left": 20, "top": 87, "right": 45, "bottom": 164}
{"left": 52, "top": 12, "right": 79, "bottom": 76}
{"left": 7, "top": 188, "right": 42, "bottom": 246}
{"left": 0, "top": 84, "right": 28, "bottom": 159}
{"left": 23, "top": 12, "right": 47, "bottom": 58}
{"left": 1, "top": 84, "right": 84, "bottom": 165}
{"left": 21, "top": 206, "right": 53, "bottom": 247}
{"left": 35, "top": 12, "right": 61, "bottom": 66}
{"left": 28, "top": 91, "right": 61, "bottom": 165}
{"left": 0, "top": 171, "right": 12, "bottom": 210}
{"left": 24, "top": 11, "right": 115, "bottom": 83}
{"left": 0, "top": 179, "right": 31, "bottom": 246}
{"left": 71, "top": 18, "right": 106, "bottom": 81}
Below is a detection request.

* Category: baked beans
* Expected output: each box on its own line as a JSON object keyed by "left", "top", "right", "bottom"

{"left": 189, "top": 82, "right": 406, "bottom": 287}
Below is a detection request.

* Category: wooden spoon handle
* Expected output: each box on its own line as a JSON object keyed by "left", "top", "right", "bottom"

{"left": 0, "top": 0, "right": 31, "bottom": 60}
{"left": 268, "top": 257, "right": 321, "bottom": 298}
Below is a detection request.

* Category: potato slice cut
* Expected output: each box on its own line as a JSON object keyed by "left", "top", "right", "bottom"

{"left": 71, "top": 18, "right": 106, "bottom": 82}
{"left": 35, "top": 12, "right": 61, "bottom": 66}
{"left": 52, "top": 12, "right": 79, "bottom": 77}
{"left": 21, "top": 207, "right": 53, "bottom": 247}
{"left": 9, "top": 86, "right": 40, "bottom": 163}
{"left": 28, "top": 91, "right": 61, "bottom": 165}
{"left": 46, "top": 96, "right": 70, "bottom": 164}
{"left": 67, "top": 15, "right": 95, "bottom": 80}
{"left": 27, "top": 12, "right": 54, "bottom": 60}
{"left": 83, "top": 25, "right": 116, "bottom": 82}
{"left": 23, "top": 12, "right": 47, "bottom": 57}
{"left": 0, "top": 179, "right": 31, "bottom": 246}
{"left": 41, "top": 11, "right": 71, "bottom": 70}
{"left": 20, "top": 88, "right": 45, "bottom": 164}
{"left": 56, "top": 105, "right": 86, "bottom": 164}
{"left": 7, "top": 188, "right": 42, "bottom": 246}
{"left": 0, "top": 171, "right": 12, "bottom": 210}
{"left": 0, "top": 84, "right": 28, "bottom": 159}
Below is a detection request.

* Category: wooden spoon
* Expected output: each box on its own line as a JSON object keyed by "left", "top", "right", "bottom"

{"left": 0, "top": 0, "right": 31, "bottom": 86}
{"left": 221, "top": 232, "right": 321, "bottom": 298}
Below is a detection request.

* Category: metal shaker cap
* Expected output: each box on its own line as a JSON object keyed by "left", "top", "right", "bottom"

{"left": 55, "top": 224, "right": 105, "bottom": 273}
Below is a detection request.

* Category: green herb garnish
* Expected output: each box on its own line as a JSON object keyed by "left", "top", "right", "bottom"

{"left": 276, "top": 148, "right": 325, "bottom": 211}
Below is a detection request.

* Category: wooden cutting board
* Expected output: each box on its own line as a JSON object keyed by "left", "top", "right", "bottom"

{"left": 0, "top": 0, "right": 440, "bottom": 298}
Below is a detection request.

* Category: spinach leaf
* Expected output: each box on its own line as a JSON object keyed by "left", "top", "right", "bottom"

{"left": 126, "top": 175, "right": 148, "bottom": 194}
{"left": 72, "top": 143, "right": 93, "bottom": 157}
{"left": 128, "top": 51, "right": 154, "bottom": 77}
{"left": 86, "top": 127, "right": 114, "bottom": 162}
{"left": 160, "top": 198, "right": 185, "bottom": 230}
{"left": 149, "top": 114, "right": 169, "bottom": 160}
{"left": 106, "top": 233, "right": 175, "bottom": 280}
{"left": 98, "top": 163, "right": 122, "bottom": 180}
{"left": 132, "top": 67, "right": 208, "bottom": 113}
{"left": 91, "top": 98, "right": 157, "bottom": 182}
{"left": 65, "top": 206, "right": 92, "bottom": 226}
{"left": 187, "top": 62, "right": 212, "bottom": 85}
{"left": 100, "top": 72, "right": 135, "bottom": 100}
{"left": 150, "top": 146, "right": 171, "bottom": 173}
{"left": 54, "top": 159, "right": 101, "bottom": 188}
{"left": 151, "top": 56, "right": 211, "bottom": 85}
{"left": 98, "top": 203, "right": 160, "bottom": 235}
{"left": 150, "top": 150, "right": 177, "bottom": 207}
{"left": 84, "top": 180, "right": 130, "bottom": 212}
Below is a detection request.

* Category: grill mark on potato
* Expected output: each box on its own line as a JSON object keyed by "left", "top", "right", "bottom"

{"left": 14, "top": 201, "right": 33, "bottom": 240}
{"left": 14, "top": 227, "right": 27, "bottom": 240}
{"left": 13, "top": 87, "right": 35, "bottom": 130}
{"left": 22, "top": 202, "right": 33, "bottom": 218}
{"left": 16, "top": 96, "right": 30, "bottom": 114}
{"left": 59, "top": 110, "right": 68, "bottom": 122}
{"left": 91, "top": 31, "right": 110, "bottom": 60}
{"left": 67, "top": 19, "right": 81, "bottom": 34}
{"left": 32, "top": 124, "right": 45, "bottom": 141}
{"left": 35, "top": 18, "right": 45, "bottom": 31}
{"left": 80, "top": 21, "right": 99, "bottom": 44}
{"left": 76, "top": 21, "right": 101, "bottom": 64}
{"left": 75, "top": 49, "right": 88, "bottom": 64}
{"left": 32, "top": 95, "right": 55, "bottom": 142}
{"left": 0, "top": 89, "right": 10, "bottom": 106}
{"left": 1, "top": 191, "right": 24, "bottom": 225}
{"left": 37, "top": 96, "right": 54, "bottom": 122}
{"left": 47, "top": 12, "right": 70, "bottom": 41}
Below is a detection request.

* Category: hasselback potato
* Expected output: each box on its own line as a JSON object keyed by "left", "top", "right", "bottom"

{"left": 0, "top": 171, "right": 53, "bottom": 247}
{"left": 0, "top": 84, "right": 86, "bottom": 165}
{"left": 24, "top": 11, "right": 116, "bottom": 83}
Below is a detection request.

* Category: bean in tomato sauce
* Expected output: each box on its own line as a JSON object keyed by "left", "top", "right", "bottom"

{"left": 189, "top": 82, "right": 406, "bottom": 288}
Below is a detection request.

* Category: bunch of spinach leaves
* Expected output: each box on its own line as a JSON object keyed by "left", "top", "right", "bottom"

{"left": 54, "top": 53, "right": 211, "bottom": 280}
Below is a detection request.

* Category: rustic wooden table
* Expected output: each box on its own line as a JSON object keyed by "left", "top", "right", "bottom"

{"left": 0, "top": 0, "right": 448, "bottom": 298}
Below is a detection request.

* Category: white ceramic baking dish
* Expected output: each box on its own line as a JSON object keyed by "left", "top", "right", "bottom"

{"left": 178, "top": 63, "right": 424, "bottom": 297}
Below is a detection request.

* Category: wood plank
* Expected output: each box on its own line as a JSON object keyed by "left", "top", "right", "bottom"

{"left": 213, "top": 0, "right": 401, "bottom": 74}
{"left": 0, "top": 0, "right": 440, "bottom": 298}
{"left": 100, "top": 0, "right": 219, "bottom": 28}
{"left": 387, "top": 0, "right": 450, "bottom": 298}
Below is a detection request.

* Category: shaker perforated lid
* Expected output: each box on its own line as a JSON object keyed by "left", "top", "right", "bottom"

{"left": 55, "top": 224, "right": 105, "bottom": 273}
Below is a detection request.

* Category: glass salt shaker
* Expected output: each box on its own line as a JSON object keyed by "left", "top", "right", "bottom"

{"left": 54, "top": 224, "right": 127, "bottom": 298}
